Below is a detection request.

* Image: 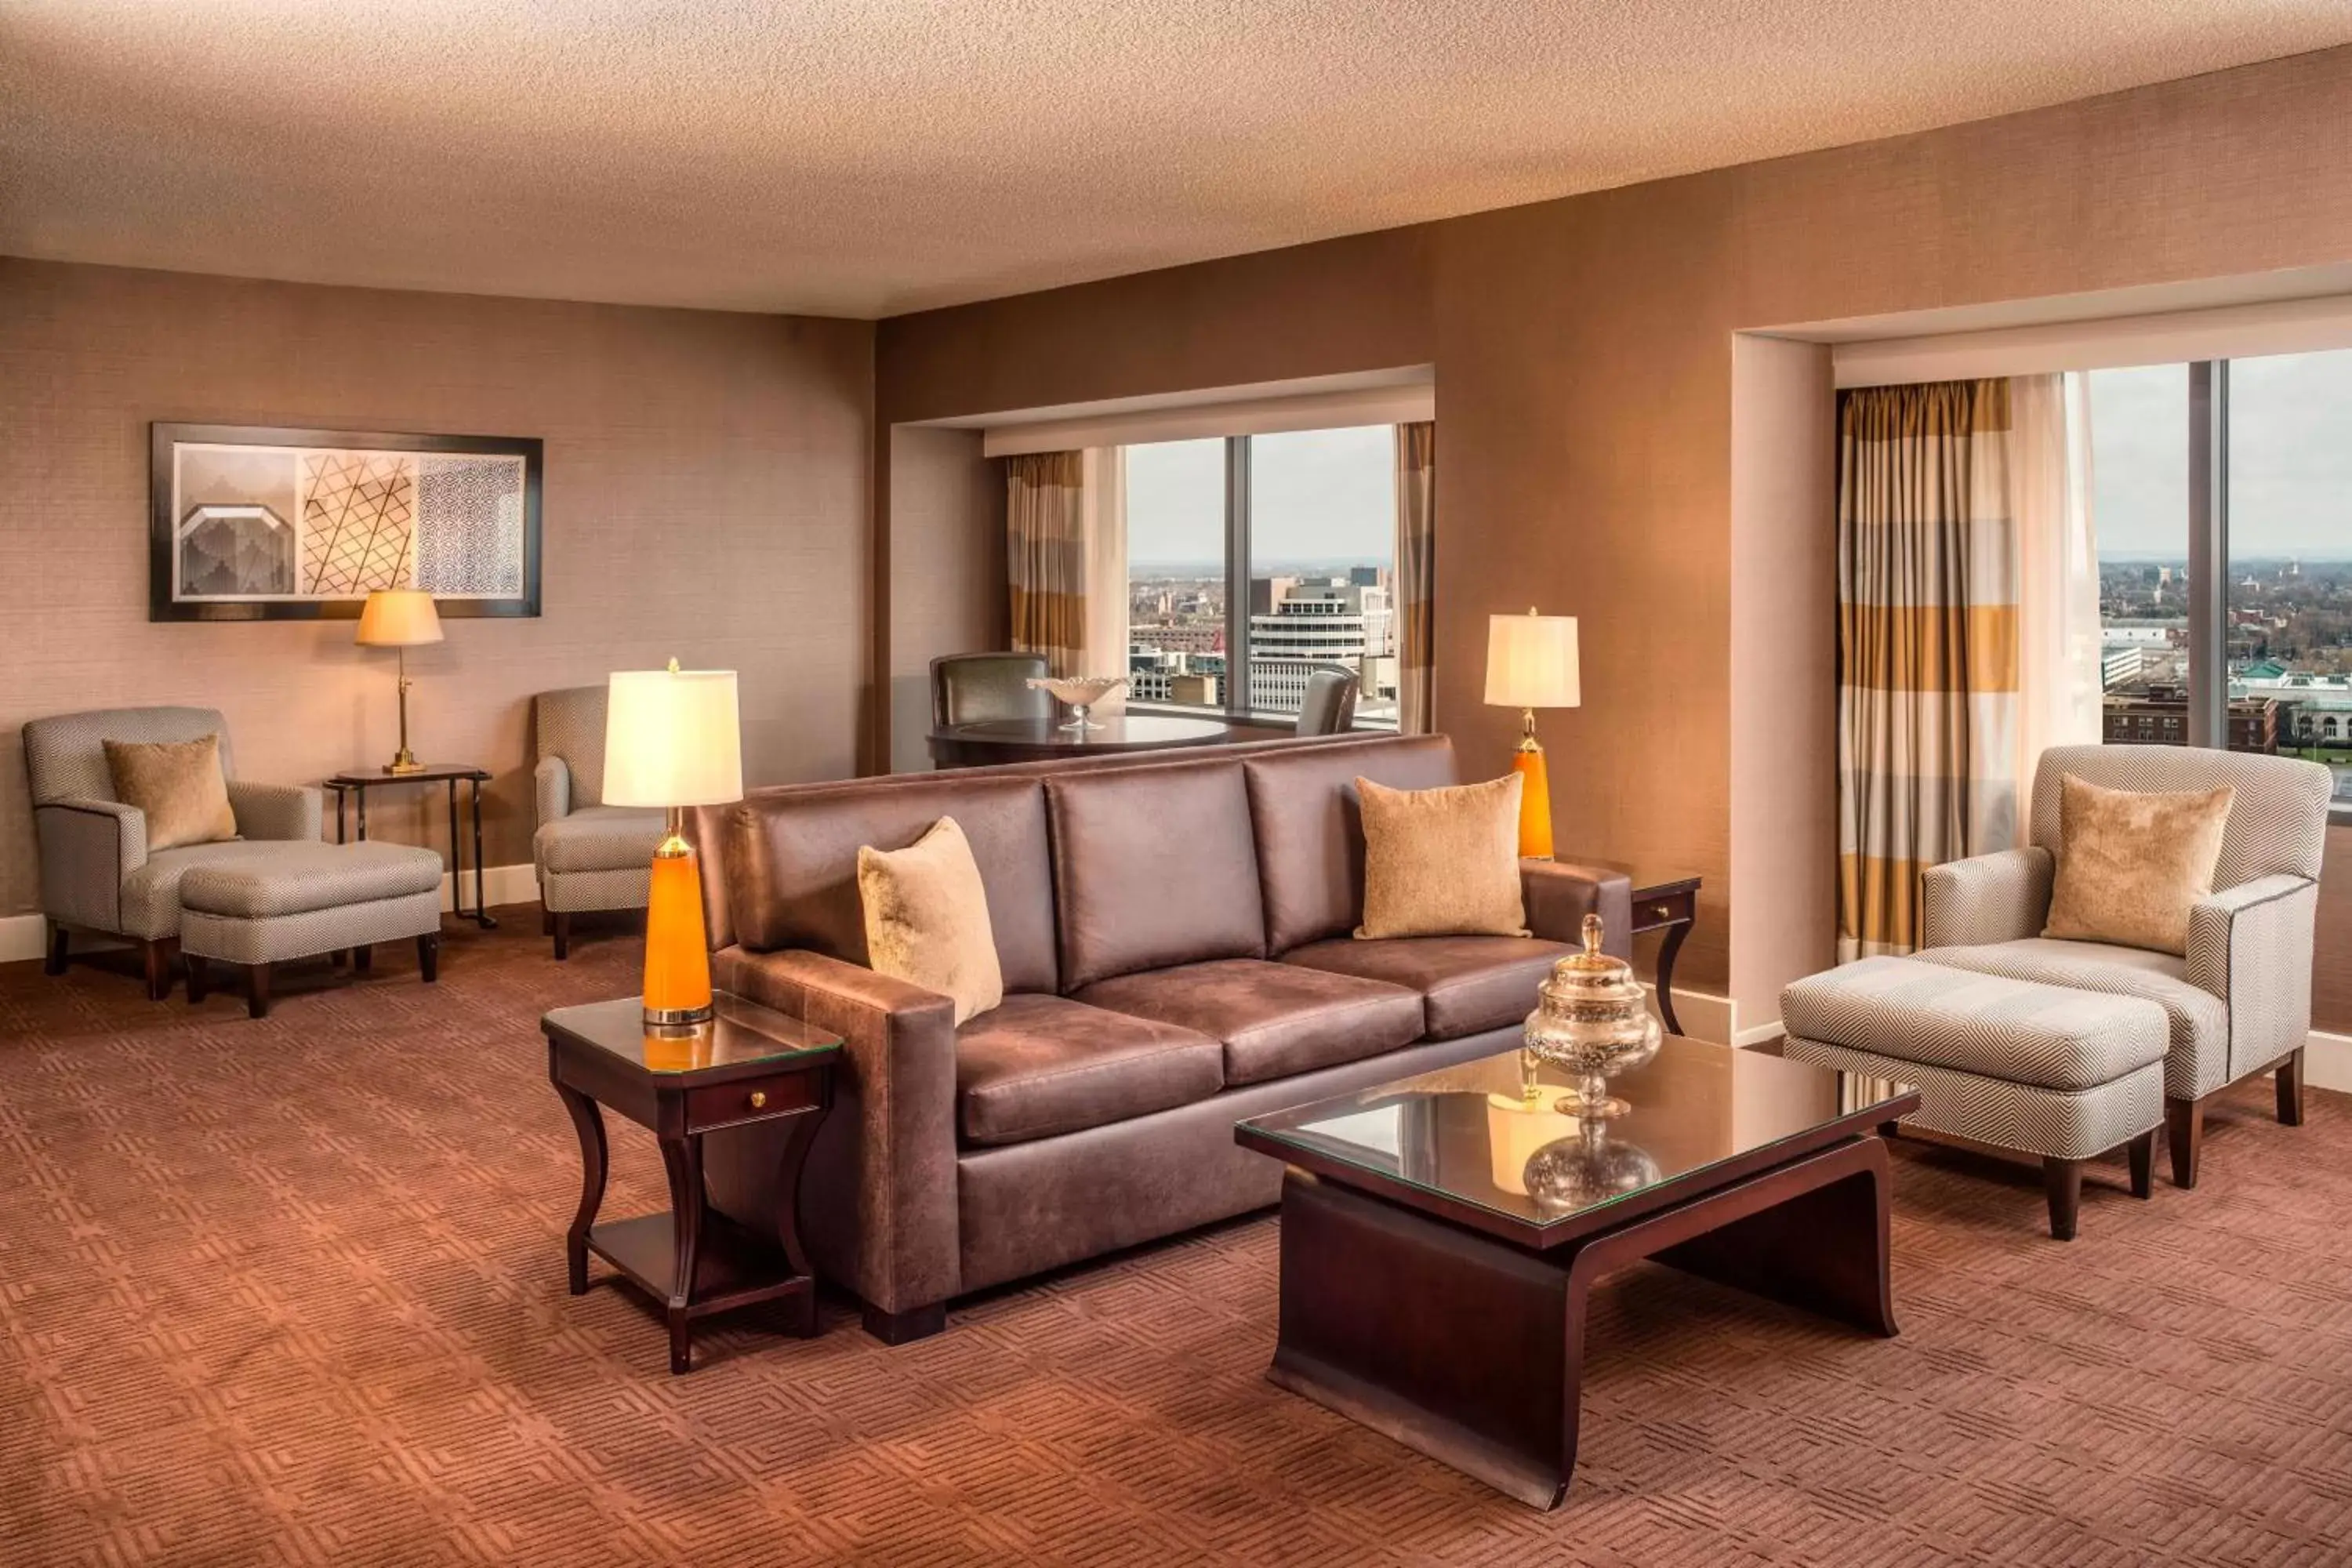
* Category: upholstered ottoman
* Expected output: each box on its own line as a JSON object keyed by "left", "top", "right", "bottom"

{"left": 178, "top": 841, "right": 446, "bottom": 1018}
{"left": 1781, "top": 956, "right": 2168, "bottom": 1240}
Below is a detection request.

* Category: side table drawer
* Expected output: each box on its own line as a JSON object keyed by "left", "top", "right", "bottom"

{"left": 685, "top": 1072, "right": 819, "bottom": 1132}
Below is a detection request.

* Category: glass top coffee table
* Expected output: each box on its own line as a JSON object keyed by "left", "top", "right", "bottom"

{"left": 1235, "top": 1036, "right": 1919, "bottom": 1509}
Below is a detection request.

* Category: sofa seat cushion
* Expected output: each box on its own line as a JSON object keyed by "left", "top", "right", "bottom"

{"left": 176, "top": 840, "right": 445, "bottom": 919}
{"left": 1915, "top": 937, "right": 2231, "bottom": 1101}
{"left": 535, "top": 805, "right": 666, "bottom": 873}
{"left": 956, "top": 993, "right": 1225, "bottom": 1148}
{"left": 1280, "top": 935, "right": 1569, "bottom": 1041}
{"left": 1074, "top": 960, "right": 1425, "bottom": 1088}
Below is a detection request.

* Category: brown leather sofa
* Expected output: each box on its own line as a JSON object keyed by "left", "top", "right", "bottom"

{"left": 688, "top": 731, "right": 1631, "bottom": 1342}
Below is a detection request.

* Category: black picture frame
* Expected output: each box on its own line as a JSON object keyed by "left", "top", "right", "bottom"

{"left": 149, "top": 423, "right": 543, "bottom": 622}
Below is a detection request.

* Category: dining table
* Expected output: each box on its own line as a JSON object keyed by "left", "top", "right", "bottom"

{"left": 927, "top": 712, "right": 1254, "bottom": 768}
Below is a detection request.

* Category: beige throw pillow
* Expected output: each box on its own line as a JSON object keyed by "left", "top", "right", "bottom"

{"left": 1355, "top": 774, "right": 1530, "bottom": 940}
{"left": 2042, "top": 773, "right": 2235, "bottom": 956}
{"left": 858, "top": 816, "right": 1004, "bottom": 1025}
{"left": 103, "top": 735, "right": 238, "bottom": 852}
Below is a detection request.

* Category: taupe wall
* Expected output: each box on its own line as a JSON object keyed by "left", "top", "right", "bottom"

{"left": 887, "top": 426, "right": 1005, "bottom": 771}
{"left": 876, "top": 45, "right": 2352, "bottom": 997}
{"left": 0, "top": 260, "right": 873, "bottom": 917}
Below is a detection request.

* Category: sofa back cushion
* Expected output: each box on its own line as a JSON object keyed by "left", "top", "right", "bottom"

{"left": 1242, "top": 734, "right": 1459, "bottom": 952}
{"left": 1047, "top": 760, "right": 1267, "bottom": 989}
{"left": 724, "top": 775, "right": 1061, "bottom": 994}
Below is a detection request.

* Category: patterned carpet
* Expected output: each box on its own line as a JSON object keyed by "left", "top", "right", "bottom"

{"left": 3, "top": 913, "right": 2350, "bottom": 1567}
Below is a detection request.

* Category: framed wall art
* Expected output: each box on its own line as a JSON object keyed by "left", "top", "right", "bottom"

{"left": 150, "top": 423, "right": 543, "bottom": 621}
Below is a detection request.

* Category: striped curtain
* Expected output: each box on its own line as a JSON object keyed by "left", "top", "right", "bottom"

{"left": 1395, "top": 423, "right": 1436, "bottom": 734}
{"left": 1007, "top": 451, "right": 1087, "bottom": 677}
{"left": 1837, "top": 380, "right": 2020, "bottom": 961}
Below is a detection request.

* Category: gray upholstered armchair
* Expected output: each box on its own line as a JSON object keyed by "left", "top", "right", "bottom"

{"left": 532, "top": 685, "right": 663, "bottom": 959}
{"left": 1918, "top": 743, "right": 2332, "bottom": 1189}
{"left": 24, "top": 706, "right": 324, "bottom": 999}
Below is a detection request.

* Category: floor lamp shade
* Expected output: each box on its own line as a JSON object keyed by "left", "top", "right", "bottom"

{"left": 604, "top": 666, "right": 743, "bottom": 1026}
{"left": 1484, "top": 612, "right": 1580, "bottom": 858}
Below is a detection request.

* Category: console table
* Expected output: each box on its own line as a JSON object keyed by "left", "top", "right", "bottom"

{"left": 544, "top": 995, "right": 841, "bottom": 1374}
{"left": 324, "top": 763, "right": 496, "bottom": 927}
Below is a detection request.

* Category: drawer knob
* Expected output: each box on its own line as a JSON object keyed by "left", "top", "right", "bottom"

{"left": 749, "top": 1090, "right": 768, "bottom": 1109}
{"left": 1652, "top": 905, "right": 1672, "bottom": 920}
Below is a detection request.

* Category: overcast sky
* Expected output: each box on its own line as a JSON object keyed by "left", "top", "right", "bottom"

{"left": 1126, "top": 425, "right": 1395, "bottom": 568}
{"left": 2092, "top": 351, "right": 2352, "bottom": 559}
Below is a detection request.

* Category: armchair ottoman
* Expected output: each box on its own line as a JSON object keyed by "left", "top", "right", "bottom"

{"left": 179, "top": 841, "right": 446, "bottom": 1018}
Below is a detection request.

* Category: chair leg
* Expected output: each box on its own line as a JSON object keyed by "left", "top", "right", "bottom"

{"left": 2043, "top": 1156, "right": 2084, "bottom": 1241}
{"left": 352, "top": 945, "right": 373, "bottom": 975}
{"left": 43, "top": 920, "right": 68, "bottom": 977}
{"left": 2165, "top": 1096, "right": 2205, "bottom": 1190}
{"left": 142, "top": 938, "right": 176, "bottom": 1002}
{"left": 2127, "top": 1129, "right": 2154, "bottom": 1200}
{"left": 246, "top": 962, "right": 272, "bottom": 1020}
{"left": 418, "top": 933, "right": 440, "bottom": 983}
{"left": 2278, "top": 1047, "right": 2306, "bottom": 1127}
{"left": 186, "top": 955, "right": 209, "bottom": 1005}
{"left": 551, "top": 911, "right": 572, "bottom": 961}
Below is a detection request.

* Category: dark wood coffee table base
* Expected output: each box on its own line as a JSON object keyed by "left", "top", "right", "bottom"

{"left": 1266, "top": 1134, "right": 1897, "bottom": 1509}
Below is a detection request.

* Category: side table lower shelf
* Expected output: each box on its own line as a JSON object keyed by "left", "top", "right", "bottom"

{"left": 583, "top": 1211, "right": 818, "bottom": 1357}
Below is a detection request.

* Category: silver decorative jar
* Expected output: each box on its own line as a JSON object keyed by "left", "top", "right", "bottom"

{"left": 1522, "top": 913, "right": 1662, "bottom": 1119}
{"left": 1523, "top": 1121, "right": 1663, "bottom": 1217}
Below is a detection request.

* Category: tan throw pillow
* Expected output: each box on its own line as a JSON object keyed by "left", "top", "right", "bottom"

{"left": 103, "top": 735, "right": 238, "bottom": 852}
{"left": 1356, "top": 774, "right": 1530, "bottom": 940}
{"left": 2042, "top": 773, "right": 2234, "bottom": 956}
{"left": 858, "top": 816, "right": 1004, "bottom": 1025}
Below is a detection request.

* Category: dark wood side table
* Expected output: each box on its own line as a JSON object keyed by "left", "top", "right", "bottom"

{"left": 544, "top": 995, "right": 842, "bottom": 1374}
{"left": 1626, "top": 875, "right": 1702, "bottom": 1036}
{"left": 324, "top": 763, "right": 497, "bottom": 927}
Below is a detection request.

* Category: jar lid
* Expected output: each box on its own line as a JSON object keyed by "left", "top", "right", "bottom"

{"left": 1539, "top": 914, "right": 1643, "bottom": 1004}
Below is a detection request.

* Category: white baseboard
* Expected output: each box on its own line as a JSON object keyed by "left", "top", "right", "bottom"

{"left": 0, "top": 862, "right": 540, "bottom": 965}
{"left": 2308, "top": 1030, "right": 2352, "bottom": 1093}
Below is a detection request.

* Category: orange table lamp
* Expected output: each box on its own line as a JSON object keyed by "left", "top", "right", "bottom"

{"left": 1484, "top": 610, "right": 1581, "bottom": 859}
{"left": 603, "top": 661, "right": 742, "bottom": 1027}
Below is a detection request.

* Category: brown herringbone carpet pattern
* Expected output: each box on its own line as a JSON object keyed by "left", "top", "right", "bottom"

{"left": 4, "top": 913, "right": 2350, "bottom": 1566}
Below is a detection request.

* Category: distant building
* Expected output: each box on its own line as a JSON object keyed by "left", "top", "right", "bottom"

{"left": 2102, "top": 684, "right": 2278, "bottom": 753}
{"left": 2100, "top": 644, "right": 2144, "bottom": 691}
{"left": 1248, "top": 581, "right": 1392, "bottom": 713}
{"left": 2103, "top": 618, "right": 2187, "bottom": 648}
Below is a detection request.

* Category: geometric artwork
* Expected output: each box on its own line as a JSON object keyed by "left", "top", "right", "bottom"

{"left": 151, "top": 423, "right": 541, "bottom": 621}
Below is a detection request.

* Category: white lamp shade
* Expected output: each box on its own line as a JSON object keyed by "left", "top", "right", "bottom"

{"left": 603, "top": 667, "right": 744, "bottom": 808}
{"left": 1484, "top": 613, "right": 1581, "bottom": 710}
{"left": 354, "top": 590, "right": 444, "bottom": 647}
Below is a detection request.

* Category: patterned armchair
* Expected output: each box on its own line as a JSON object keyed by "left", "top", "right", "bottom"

{"left": 532, "top": 685, "right": 663, "bottom": 959}
{"left": 1918, "top": 744, "right": 2332, "bottom": 1189}
{"left": 24, "top": 706, "right": 323, "bottom": 999}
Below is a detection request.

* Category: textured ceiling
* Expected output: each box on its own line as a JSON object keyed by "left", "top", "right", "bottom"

{"left": 5, "top": 2, "right": 2350, "bottom": 320}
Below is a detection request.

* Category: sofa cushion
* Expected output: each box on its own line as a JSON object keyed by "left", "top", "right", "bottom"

{"left": 1282, "top": 935, "right": 1568, "bottom": 1041}
{"left": 858, "top": 816, "right": 1003, "bottom": 1027}
{"left": 1242, "top": 735, "right": 1460, "bottom": 953}
{"left": 1915, "top": 937, "right": 2231, "bottom": 1101}
{"left": 1074, "top": 959, "right": 1425, "bottom": 1087}
{"left": 724, "top": 775, "right": 1060, "bottom": 994}
{"left": 1355, "top": 773, "right": 1529, "bottom": 939}
{"left": 535, "top": 804, "right": 666, "bottom": 873}
{"left": 105, "top": 735, "right": 237, "bottom": 851}
{"left": 1047, "top": 762, "right": 1266, "bottom": 990}
{"left": 2043, "top": 773, "right": 2234, "bottom": 956}
{"left": 956, "top": 993, "right": 1225, "bottom": 1147}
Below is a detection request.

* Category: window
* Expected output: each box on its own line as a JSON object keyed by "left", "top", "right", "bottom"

{"left": 2083, "top": 354, "right": 2352, "bottom": 815}
{"left": 1124, "top": 426, "right": 1403, "bottom": 726}
{"left": 1123, "top": 439, "right": 1228, "bottom": 712}
{"left": 1247, "top": 427, "right": 1398, "bottom": 724}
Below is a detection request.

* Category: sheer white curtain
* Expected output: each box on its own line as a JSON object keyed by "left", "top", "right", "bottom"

{"left": 2009, "top": 372, "right": 2103, "bottom": 841}
{"left": 1082, "top": 446, "right": 1128, "bottom": 712}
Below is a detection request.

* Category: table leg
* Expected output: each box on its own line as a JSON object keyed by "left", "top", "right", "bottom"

{"left": 1650, "top": 1137, "right": 1897, "bottom": 1335}
{"left": 772, "top": 1107, "right": 826, "bottom": 1337}
{"left": 660, "top": 1134, "right": 705, "bottom": 1374}
{"left": 446, "top": 780, "right": 462, "bottom": 921}
{"left": 1653, "top": 918, "right": 1690, "bottom": 1036}
{"left": 356, "top": 786, "right": 368, "bottom": 841}
{"left": 553, "top": 1076, "right": 608, "bottom": 1296}
{"left": 470, "top": 777, "right": 496, "bottom": 928}
{"left": 334, "top": 788, "right": 347, "bottom": 844}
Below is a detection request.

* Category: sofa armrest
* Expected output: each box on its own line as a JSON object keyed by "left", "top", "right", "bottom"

{"left": 1921, "top": 847, "right": 2053, "bottom": 949}
{"left": 34, "top": 799, "right": 146, "bottom": 934}
{"left": 534, "top": 754, "right": 571, "bottom": 827}
{"left": 227, "top": 779, "right": 322, "bottom": 843}
{"left": 2189, "top": 874, "right": 2318, "bottom": 1081}
{"left": 703, "top": 946, "right": 963, "bottom": 1316}
{"left": 1522, "top": 859, "right": 1633, "bottom": 959}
